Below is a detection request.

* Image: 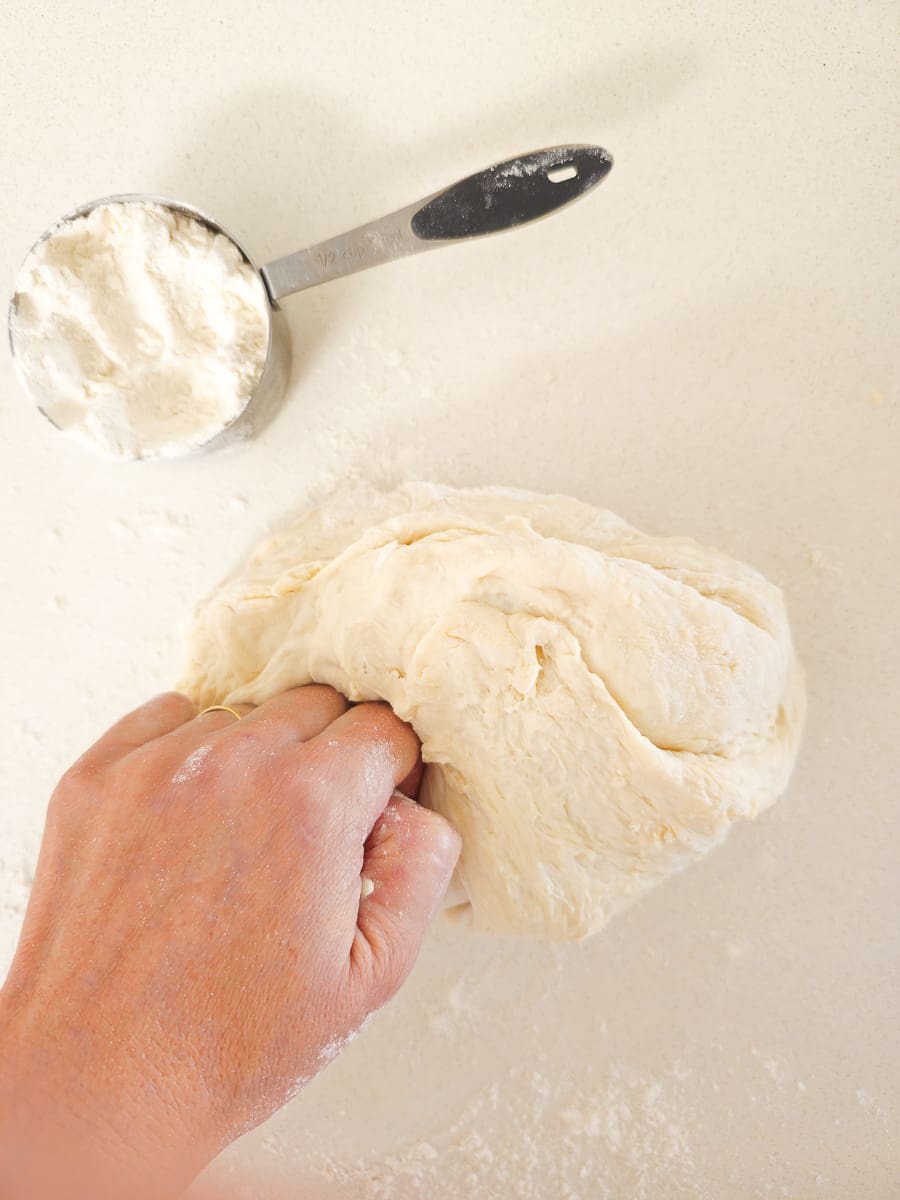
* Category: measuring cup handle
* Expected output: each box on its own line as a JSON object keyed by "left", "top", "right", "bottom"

{"left": 410, "top": 145, "right": 613, "bottom": 240}
{"left": 261, "top": 145, "right": 613, "bottom": 303}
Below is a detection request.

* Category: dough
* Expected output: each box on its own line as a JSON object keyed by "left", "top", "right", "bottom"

{"left": 180, "top": 484, "right": 805, "bottom": 939}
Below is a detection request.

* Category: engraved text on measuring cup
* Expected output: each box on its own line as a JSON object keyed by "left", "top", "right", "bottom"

{"left": 315, "top": 228, "right": 406, "bottom": 273}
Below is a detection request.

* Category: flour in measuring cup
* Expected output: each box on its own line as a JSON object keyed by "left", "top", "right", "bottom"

{"left": 10, "top": 201, "right": 269, "bottom": 460}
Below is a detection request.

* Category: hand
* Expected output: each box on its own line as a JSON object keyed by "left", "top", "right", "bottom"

{"left": 0, "top": 688, "right": 460, "bottom": 1199}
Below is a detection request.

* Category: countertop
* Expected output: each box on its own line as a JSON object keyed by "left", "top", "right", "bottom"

{"left": 1, "top": 2, "right": 897, "bottom": 1196}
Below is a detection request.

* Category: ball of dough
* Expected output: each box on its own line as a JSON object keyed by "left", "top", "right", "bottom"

{"left": 180, "top": 484, "right": 805, "bottom": 940}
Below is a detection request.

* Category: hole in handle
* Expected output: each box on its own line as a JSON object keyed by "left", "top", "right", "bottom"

{"left": 547, "top": 162, "right": 578, "bottom": 183}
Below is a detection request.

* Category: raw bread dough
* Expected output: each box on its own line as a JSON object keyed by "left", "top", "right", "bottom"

{"left": 180, "top": 484, "right": 805, "bottom": 939}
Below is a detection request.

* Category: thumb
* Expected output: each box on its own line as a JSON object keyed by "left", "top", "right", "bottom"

{"left": 350, "top": 792, "right": 461, "bottom": 1010}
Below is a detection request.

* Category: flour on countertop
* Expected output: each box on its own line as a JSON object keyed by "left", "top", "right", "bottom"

{"left": 0, "top": 858, "right": 34, "bottom": 921}
{"left": 9, "top": 201, "right": 269, "bottom": 460}
{"left": 246, "top": 1062, "right": 699, "bottom": 1200}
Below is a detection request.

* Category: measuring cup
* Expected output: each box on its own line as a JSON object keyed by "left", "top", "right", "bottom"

{"left": 9, "top": 144, "right": 613, "bottom": 457}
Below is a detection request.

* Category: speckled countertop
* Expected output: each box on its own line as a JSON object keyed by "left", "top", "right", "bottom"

{"left": 1, "top": 3, "right": 897, "bottom": 1196}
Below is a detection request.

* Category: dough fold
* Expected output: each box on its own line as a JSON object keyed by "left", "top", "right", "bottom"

{"left": 180, "top": 484, "right": 804, "bottom": 939}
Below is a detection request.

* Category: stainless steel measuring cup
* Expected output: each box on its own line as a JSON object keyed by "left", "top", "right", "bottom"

{"left": 9, "top": 144, "right": 612, "bottom": 457}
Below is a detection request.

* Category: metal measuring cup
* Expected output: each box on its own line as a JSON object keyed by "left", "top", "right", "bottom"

{"left": 8, "top": 145, "right": 612, "bottom": 458}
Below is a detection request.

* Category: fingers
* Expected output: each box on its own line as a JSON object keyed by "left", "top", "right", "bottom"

{"left": 188, "top": 702, "right": 257, "bottom": 732}
{"left": 397, "top": 758, "right": 425, "bottom": 800}
{"left": 236, "top": 686, "right": 349, "bottom": 742}
{"left": 155, "top": 685, "right": 349, "bottom": 761}
{"left": 305, "top": 703, "right": 422, "bottom": 837}
{"left": 69, "top": 692, "right": 196, "bottom": 777}
{"left": 351, "top": 792, "right": 461, "bottom": 1007}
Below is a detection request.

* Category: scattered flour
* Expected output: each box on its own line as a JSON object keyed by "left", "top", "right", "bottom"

{"left": 249, "top": 1062, "right": 700, "bottom": 1200}
{"left": 317, "top": 1013, "right": 374, "bottom": 1071}
{"left": 0, "top": 858, "right": 33, "bottom": 920}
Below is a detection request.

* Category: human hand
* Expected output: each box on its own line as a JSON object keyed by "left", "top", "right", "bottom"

{"left": 0, "top": 688, "right": 460, "bottom": 1199}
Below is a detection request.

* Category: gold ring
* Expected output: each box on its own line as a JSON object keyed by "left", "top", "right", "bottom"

{"left": 199, "top": 705, "right": 243, "bottom": 720}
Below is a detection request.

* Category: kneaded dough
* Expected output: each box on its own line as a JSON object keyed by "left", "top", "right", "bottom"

{"left": 180, "top": 484, "right": 805, "bottom": 940}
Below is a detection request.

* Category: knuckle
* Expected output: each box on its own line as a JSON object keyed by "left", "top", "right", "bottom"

{"left": 353, "top": 701, "right": 399, "bottom": 730}
{"left": 207, "top": 725, "right": 270, "bottom": 766}
{"left": 289, "top": 743, "right": 341, "bottom": 803}
{"left": 167, "top": 726, "right": 274, "bottom": 789}
{"left": 55, "top": 756, "right": 97, "bottom": 795}
{"left": 353, "top": 702, "right": 419, "bottom": 752}
{"left": 300, "top": 683, "right": 349, "bottom": 711}
{"left": 169, "top": 741, "right": 218, "bottom": 786}
{"left": 49, "top": 757, "right": 107, "bottom": 815}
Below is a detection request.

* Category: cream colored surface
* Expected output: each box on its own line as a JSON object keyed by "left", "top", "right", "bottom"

{"left": 0, "top": 1, "right": 897, "bottom": 1195}
{"left": 10, "top": 201, "right": 269, "bottom": 460}
{"left": 182, "top": 483, "right": 804, "bottom": 939}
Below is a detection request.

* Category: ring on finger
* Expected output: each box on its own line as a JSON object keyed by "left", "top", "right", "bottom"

{"left": 199, "top": 705, "right": 244, "bottom": 721}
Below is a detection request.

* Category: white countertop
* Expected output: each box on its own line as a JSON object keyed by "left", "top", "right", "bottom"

{"left": 1, "top": 2, "right": 897, "bottom": 1195}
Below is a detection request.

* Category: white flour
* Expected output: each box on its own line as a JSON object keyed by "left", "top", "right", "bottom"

{"left": 220, "top": 1061, "right": 700, "bottom": 1200}
{"left": 9, "top": 201, "right": 269, "bottom": 460}
{"left": 172, "top": 744, "right": 212, "bottom": 785}
{"left": 337, "top": 1066, "right": 696, "bottom": 1200}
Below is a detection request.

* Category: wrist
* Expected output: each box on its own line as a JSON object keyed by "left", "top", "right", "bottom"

{"left": 0, "top": 985, "right": 213, "bottom": 1200}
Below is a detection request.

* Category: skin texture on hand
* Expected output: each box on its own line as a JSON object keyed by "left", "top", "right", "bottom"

{"left": 0, "top": 688, "right": 461, "bottom": 1200}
